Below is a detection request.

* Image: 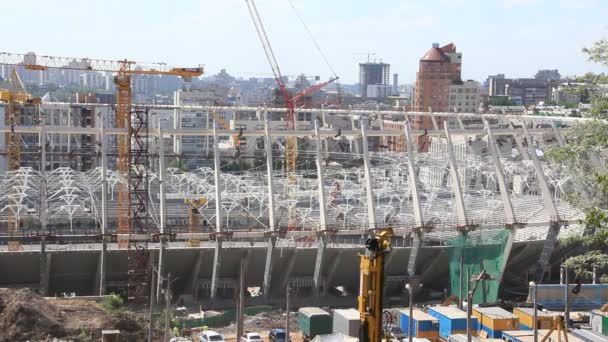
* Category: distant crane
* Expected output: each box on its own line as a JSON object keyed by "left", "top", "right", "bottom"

{"left": 245, "top": 0, "right": 338, "bottom": 229}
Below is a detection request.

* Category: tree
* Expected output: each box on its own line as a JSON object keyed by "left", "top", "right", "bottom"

{"left": 545, "top": 38, "right": 608, "bottom": 282}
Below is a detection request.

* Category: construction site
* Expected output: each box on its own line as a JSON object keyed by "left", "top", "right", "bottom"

{"left": 1, "top": 1, "right": 607, "bottom": 341}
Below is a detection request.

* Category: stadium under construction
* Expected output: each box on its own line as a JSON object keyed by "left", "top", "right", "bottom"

{"left": 0, "top": 100, "right": 588, "bottom": 306}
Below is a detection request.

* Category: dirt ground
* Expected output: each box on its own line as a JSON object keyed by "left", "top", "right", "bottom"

{"left": 0, "top": 288, "right": 147, "bottom": 341}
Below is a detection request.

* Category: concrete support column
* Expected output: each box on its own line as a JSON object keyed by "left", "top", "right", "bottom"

{"left": 403, "top": 121, "right": 425, "bottom": 277}
{"left": 456, "top": 116, "right": 465, "bottom": 130}
{"left": 100, "top": 239, "right": 107, "bottom": 296}
{"left": 39, "top": 106, "right": 48, "bottom": 233}
{"left": 430, "top": 115, "right": 439, "bottom": 131}
{"left": 520, "top": 120, "right": 561, "bottom": 282}
{"left": 210, "top": 124, "right": 223, "bottom": 300}
{"left": 350, "top": 109, "right": 360, "bottom": 154}
{"left": 444, "top": 122, "right": 468, "bottom": 226}
{"left": 189, "top": 251, "right": 204, "bottom": 300}
{"left": 173, "top": 92, "right": 182, "bottom": 156}
{"left": 157, "top": 124, "right": 167, "bottom": 301}
{"left": 262, "top": 112, "right": 277, "bottom": 298}
{"left": 320, "top": 105, "right": 329, "bottom": 155}
{"left": 514, "top": 136, "right": 531, "bottom": 160}
{"left": 360, "top": 121, "right": 376, "bottom": 230}
{"left": 280, "top": 251, "right": 297, "bottom": 294}
{"left": 312, "top": 120, "right": 329, "bottom": 296}
{"left": 484, "top": 119, "right": 518, "bottom": 283}
{"left": 39, "top": 238, "right": 51, "bottom": 296}
{"left": 99, "top": 118, "right": 108, "bottom": 296}
{"left": 322, "top": 250, "right": 344, "bottom": 296}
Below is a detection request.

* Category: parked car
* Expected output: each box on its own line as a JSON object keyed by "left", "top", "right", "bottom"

{"left": 269, "top": 328, "right": 287, "bottom": 342}
{"left": 388, "top": 326, "right": 405, "bottom": 340}
{"left": 170, "top": 337, "right": 192, "bottom": 342}
{"left": 199, "top": 331, "right": 225, "bottom": 342}
{"left": 241, "top": 332, "right": 263, "bottom": 342}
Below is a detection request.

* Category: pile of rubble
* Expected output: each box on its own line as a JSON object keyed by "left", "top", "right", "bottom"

{"left": 0, "top": 288, "right": 146, "bottom": 341}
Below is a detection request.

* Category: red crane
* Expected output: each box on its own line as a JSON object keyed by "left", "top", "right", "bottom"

{"left": 245, "top": 0, "right": 339, "bottom": 179}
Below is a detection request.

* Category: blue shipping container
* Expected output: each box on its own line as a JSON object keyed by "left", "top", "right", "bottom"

{"left": 399, "top": 309, "right": 439, "bottom": 336}
{"left": 427, "top": 306, "right": 478, "bottom": 339}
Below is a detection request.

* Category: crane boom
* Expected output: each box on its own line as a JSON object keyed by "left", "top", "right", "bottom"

{"left": 245, "top": 0, "right": 338, "bottom": 230}
{"left": 292, "top": 77, "right": 339, "bottom": 103}
{"left": 0, "top": 52, "right": 203, "bottom": 80}
{"left": 244, "top": 0, "right": 289, "bottom": 100}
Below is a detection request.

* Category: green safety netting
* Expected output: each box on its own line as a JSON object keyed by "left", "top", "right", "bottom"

{"left": 448, "top": 229, "right": 510, "bottom": 304}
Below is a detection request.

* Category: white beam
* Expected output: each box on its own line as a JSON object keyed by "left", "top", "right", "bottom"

{"left": 213, "top": 124, "right": 222, "bottom": 232}
{"left": 158, "top": 125, "right": 167, "bottom": 234}
{"left": 484, "top": 120, "right": 516, "bottom": 224}
{"left": 312, "top": 120, "right": 328, "bottom": 295}
{"left": 0, "top": 124, "right": 565, "bottom": 138}
{"left": 484, "top": 119, "right": 518, "bottom": 283}
{"left": 361, "top": 121, "right": 376, "bottom": 230}
{"left": 520, "top": 120, "right": 559, "bottom": 219}
{"left": 314, "top": 121, "right": 328, "bottom": 229}
{"left": 264, "top": 112, "right": 276, "bottom": 231}
{"left": 38, "top": 102, "right": 594, "bottom": 124}
{"left": 403, "top": 120, "right": 425, "bottom": 277}
{"left": 210, "top": 123, "right": 223, "bottom": 300}
{"left": 520, "top": 119, "right": 561, "bottom": 283}
{"left": 262, "top": 111, "right": 277, "bottom": 299}
{"left": 444, "top": 122, "right": 468, "bottom": 227}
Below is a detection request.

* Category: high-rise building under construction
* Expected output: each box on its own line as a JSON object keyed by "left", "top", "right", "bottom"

{"left": 359, "top": 62, "right": 390, "bottom": 98}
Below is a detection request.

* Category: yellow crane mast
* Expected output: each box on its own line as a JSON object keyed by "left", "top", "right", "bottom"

{"left": 358, "top": 228, "right": 394, "bottom": 342}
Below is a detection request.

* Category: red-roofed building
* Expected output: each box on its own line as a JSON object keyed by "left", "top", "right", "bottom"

{"left": 413, "top": 43, "right": 463, "bottom": 151}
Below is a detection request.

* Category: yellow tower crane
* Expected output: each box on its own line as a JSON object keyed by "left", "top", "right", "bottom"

{"left": 0, "top": 52, "right": 203, "bottom": 248}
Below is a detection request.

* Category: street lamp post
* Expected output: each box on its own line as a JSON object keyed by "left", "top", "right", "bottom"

{"left": 529, "top": 281, "right": 538, "bottom": 342}
{"left": 406, "top": 283, "right": 414, "bottom": 342}
{"left": 405, "top": 281, "right": 422, "bottom": 342}
{"left": 466, "top": 270, "right": 491, "bottom": 342}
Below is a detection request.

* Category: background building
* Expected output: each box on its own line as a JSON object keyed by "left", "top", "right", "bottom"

{"left": 448, "top": 80, "right": 481, "bottom": 113}
{"left": 535, "top": 69, "right": 561, "bottom": 82}
{"left": 359, "top": 62, "right": 390, "bottom": 98}
{"left": 413, "top": 42, "right": 462, "bottom": 150}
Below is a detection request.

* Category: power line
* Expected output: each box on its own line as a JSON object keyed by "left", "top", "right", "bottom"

{"left": 286, "top": 0, "right": 338, "bottom": 78}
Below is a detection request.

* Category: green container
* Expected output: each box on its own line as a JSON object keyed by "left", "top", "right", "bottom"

{"left": 603, "top": 314, "right": 608, "bottom": 336}
{"left": 298, "top": 307, "right": 332, "bottom": 339}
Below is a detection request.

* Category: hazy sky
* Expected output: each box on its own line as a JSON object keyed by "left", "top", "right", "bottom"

{"left": 4, "top": 0, "right": 608, "bottom": 84}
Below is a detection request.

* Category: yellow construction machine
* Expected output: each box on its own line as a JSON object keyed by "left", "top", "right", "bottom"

{"left": 358, "top": 228, "right": 394, "bottom": 342}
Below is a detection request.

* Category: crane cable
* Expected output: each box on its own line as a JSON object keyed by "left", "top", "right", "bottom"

{"left": 286, "top": 0, "right": 338, "bottom": 79}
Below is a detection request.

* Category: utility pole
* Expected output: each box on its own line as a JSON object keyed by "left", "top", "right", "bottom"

{"left": 164, "top": 273, "right": 172, "bottom": 342}
{"left": 286, "top": 285, "right": 291, "bottom": 342}
{"left": 529, "top": 281, "right": 538, "bottom": 342}
{"left": 148, "top": 267, "right": 156, "bottom": 342}
{"left": 237, "top": 252, "right": 246, "bottom": 340}
{"left": 563, "top": 266, "right": 570, "bottom": 330}
{"left": 467, "top": 269, "right": 491, "bottom": 342}
{"left": 406, "top": 282, "right": 414, "bottom": 342}
{"left": 459, "top": 253, "right": 464, "bottom": 310}
{"left": 593, "top": 264, "right": 598, "bottom": 284}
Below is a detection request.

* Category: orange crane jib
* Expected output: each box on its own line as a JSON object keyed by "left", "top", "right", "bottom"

{"left": 0, "top": 51, "right": 203, "bottom": 247}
